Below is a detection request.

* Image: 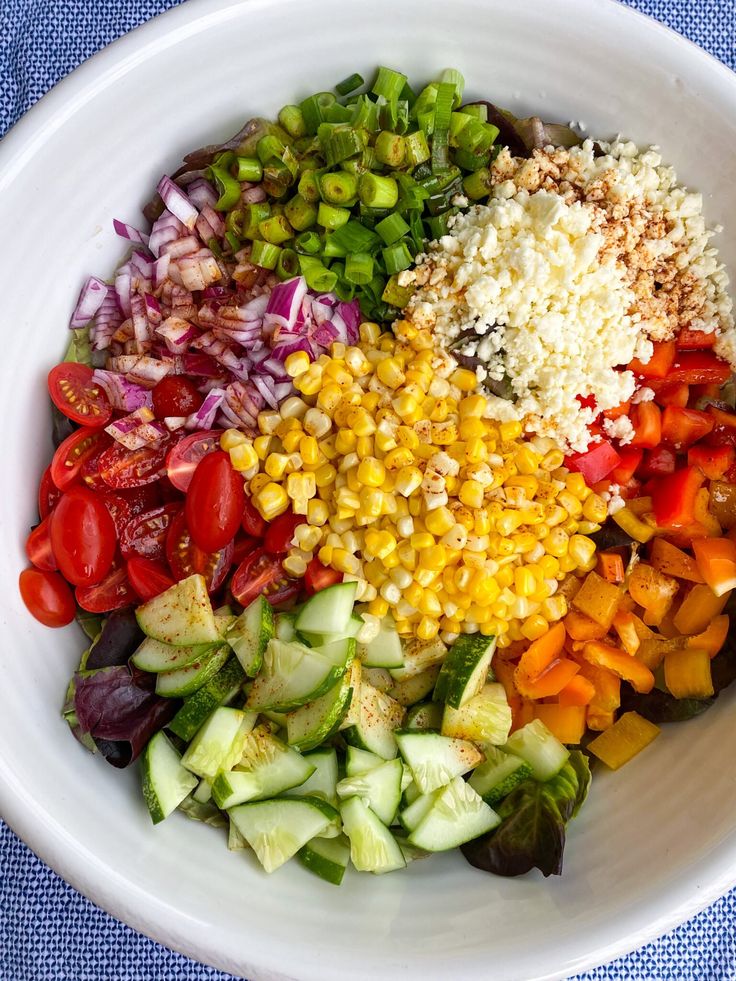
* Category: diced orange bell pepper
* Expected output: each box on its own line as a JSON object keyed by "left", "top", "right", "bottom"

{"left": 664, "top": 648, "right": 714, "bottom": 699}
{"left": 603, "top": 399, "right": 631, "bottom": 420}
{"left": 515, "top": 658, "right": 581, "bottom": 699}
{"left": 493, "top": 657, "right": 519, "bottom": 701}
{"left": 636, "top": 635, "right": 684, "bottom": 671}
{"left": 650, "top": 381, "right": 689, "bottom": 408}
{"left": 661, "top": 406, "right": 714, "bottom": 449}
{"left": 629, "top": 402, "right": 662, "bottom": 449}
{"left": 571, "top": 571, "right": 622, "bottom": 629}
{"left": 513, "top": 621, "right": 566, "bottom": 687}
{"left": 709, "top": 481, "right": 736, "bottom": 530}
{"left": 613, "top": 610, "right": 641, "bottom": 654}
{"left": 596, "top": 551, "right": 625, "bottom": 584}
{"left": 533, "top": 703, "right": 587, "bottom": 744}
{"left": 688, "top": 444, "right": 736, "bottom": 480}
{"left": 656, "top": 608, "right": 682, "bottom": 639}
{"left": 558, "top": 673, "right": 596, "bottom": 706}
{"left": 649, "top": 538, "right": 704, "bottom": 583}
{"left": 628, "top": 496, "right": 654, "bottom": 517}
{"left": 692, "top": 537, "right": 736, "bottom": 597}
{"left": 676, "top": 328, "right": 716, "bottom": 349}
{"left": 587, "top": 710, "right": 616, "bottom": 732}
{"left": 510, "top": 698, "right": 535, "bottom": 733}
{"left": 672, "top": 583, "right": 729, "bottom": 634}
{"left": 687, "top": 615, "right": 729, "bottom": 658}
{"left": 582, "top": 641, "right": 656, "bottom": 693}
{"left": 578, "top": 661, "right": 622, "bottom": 717}
{"left": 564, "top": 609, "right": 609, "bottom": 641}
{"left": 587, "top": 711, "right": 660, "bottom": 770}
{"left": 628, "top": 340, "right": 676, "bottom": 379}
{"left": 627, "top": 562, "right": 680, "bottom": 626}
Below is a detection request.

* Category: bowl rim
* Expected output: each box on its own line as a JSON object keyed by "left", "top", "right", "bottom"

{"left": 2, "top": 0, "right": 736, "bottom": 978}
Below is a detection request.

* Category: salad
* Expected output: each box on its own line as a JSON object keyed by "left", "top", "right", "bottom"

{"left": 18, "top": 65, "right": 736, "bottom": 883}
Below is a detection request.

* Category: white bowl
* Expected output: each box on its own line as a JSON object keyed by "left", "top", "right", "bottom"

{"left": 2, "top": 1, "right": 736, "bottom": 978}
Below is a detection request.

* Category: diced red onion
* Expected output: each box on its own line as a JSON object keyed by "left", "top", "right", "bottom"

{"left": 106, "top": 408, "right": 167, "bottom": 449}
{"left": 129, "top": 250, "right": 153, "bottom": 279}
{"left": 202, "top": 286, "right": 233, "bottom": 300}
{"left": 337, "top": 300, "right": 361, "bottom": 342}
{"left": 163, "top": 416, "right": 188, "bottom": 431}
{"left": 179, "top": 353, "right": 224, "bottom": 377}
{"left": 271, "top": 336, "right": 315, "bottom": 362}
{"left": 236, "top": 294, "right": 270, "bottom": 322}
{"left": 157, "top": 176, "right": 198, "bottom": 230}
{"left": 311, "top": 321, "right": 339, "bottom": 348}
{"left": 70, "top": 276, "right": 107, "bottom": 329}
{"left": 108, "top": 355, "right": 173, "bottom": 388}
{"left": 161, "top": 236, "right": 200, "bottom": 260}
{"left": 187, "top": 179, "right": 218, "bottom": 211}
{"left": 149, "top": 212, "right": 187, "bottom": 258}
{"left": 113, "top": 219, "right": 150, "bottom": 247}
{"left": 145, "top": 294, "right": 162, "bottom": 327}
{"left": 198, "top": 205, "right": 226, "bottom": 239}
{"left": 153, "top": 253, "right": 171, "bottom": 288}
{"left": 260, "top": 357, "right": 290, "bottom": 381}
{"left": 92, "top": 370, "right": 152, "bottom": 411}
{"left": 242, "top": 185, "right": 267, "bottom": 204}
{"left": 156, "top": 317, "right": 200, "bottom": 354}
{"left": 272, "top": 381, "right": 294, "bottom": 402}
{"left": 91, "top": 287, "right": 123, "bottom": 351}
{"left": 264, "top": 276, "right": 308, "bottom": 332}
{"left": 186, "top": 388, "right": 226, "bottom": 429}
{"left": 115, "top": 267, "right": 133, "bottom": 319}
{"left": 177, "top": 250, "right": 222, "bottom": 292}
{"left": 310, "top": 298, "right": 334, "bottom": 326}
{"left": 130, "top": 292, "right": 154, "bottom": 353}
{"left": 252, "top": 374, "right": 278, "bottom": 409}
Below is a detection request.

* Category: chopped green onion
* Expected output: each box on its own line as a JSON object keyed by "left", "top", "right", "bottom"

{"left": 319, "top": 171, "right": 359, "bottom": 206}
{"left": 462, "top": 167, "right": 493, "bottom": 200}
{"left": 335, "top": 72, "right": 365, "bottom": 96}
{"left": 256, "top": 134, "right": 286, "bottom": 164}
{"left": 375, "top": 212, "right": 410, "bottom": 246}
{"left": 450, "top": 111, "right": 472, "bottom": 145}
{"left": 224, "top": 231, "right": 241, "bottom": 253}
{"left": 234, "top": 157, "right": 263, "bottom": 182}
{"left": 295, "top": 230, "right": 322, "bottom": 255}
{"left": 382, "top": 241, "right": 413, "bottom": 275}
{"left": 485, "top": 122, "right": 500, "bottom": 145}
{"left": 372, "top": 66, "right": 408, "bottom": 105}
{"left": 456, "top": 119, "right": 494, "bottom": 153}
{"left": 284, "top": 194, "right": 318, "bottom": 231}
{"left": 322, "top": 233, "right": 348, "bottom": 258}
{"left": 324, "top": 103, "right": 353, "bottom": 124}
{"left": 298, "top": 170, "right": 322, "bottom": 203}
{"left": 425, "top": 209, "right": 457, "bottom": 239}
{"left": 413, "top": 83, "right": 438, "bottom": 122}
{"left": 278, "top": 105, "right": 307, "bottom": 139}
{"left": 358, "top": 205, "right": 391, "bottom": 228}
{"left": 335, "top": 277, "right": 356, "bottom": 302}
{"left": 207, "top": 164, "right": 241, "bottom": 212}
{"left": 251, "top": 240, "right": 282, "bottom": 270}
{"left": 396, "top": 173, "right": 430, "bottom": 211}
{"left": 453, "top": 147, "right": 491, "bottom": 172}
{"left": 317, "top": 202, "right": 351, "bottom": 229}
{"left": 350, "top": 95, "right": 380, "bottom": 132}
{"left": 399, "top": 80, "right": 416, "bottom": 107}
{"left": 382, "top": 274, "right": 413, "bottom": 308}
{"left": 321, "top": 125, "right": 363, "bottom": 166}
{"left": 281, "top": 146, "right": 300, "bottom": 179}
{"left": 359, "top": 172, "right": 399, "bottom": 209}
{"left": 225, "top": 209, "right": 244, "bottom": 238}
{"left": 440, "top": 68, "right": 465, "bottom": 108}
{"left": 408, "top": 212, "right": 425, "bottom": 251}
{"left": 460, "top": 103, "right": 487, "bottom": 121}
{"left": 374, "top": 131, "right": 406, "bottom": 168}
{"left": 345, "top": 252, "right": 374, "bottom": 285}
{"left": 298, "top": 255, "right": 338, "bottom": 292}
{"left": 258, "top": 214, "right": 294, "bottom": 245}
{"left": 327, "top": 220, "right": 381, "bottom": 254}
{"left": 242, "top": 202, "right": 271, "bottom": 238}
{"left": 341, "top": 156, "right": 369, "bottom": 177}
{"left": 300, "top": 92, "right": 337, "bottom": 135}
{"left": 431, "top": 81, "right": 456, "bottom": 173}
{"left": 276, "top": 248, "right": 300, "bottom": 281}
{"left": 395, "top": 100, "right": 410, "bottom": 135}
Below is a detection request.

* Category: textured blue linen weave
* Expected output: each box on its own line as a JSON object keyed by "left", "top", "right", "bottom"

{"left": 1, "top": 1, "right": 736, "bottom": 978}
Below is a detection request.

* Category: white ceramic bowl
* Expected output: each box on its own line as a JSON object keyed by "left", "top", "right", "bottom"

{"left": 2, "top": 1, "right": 736, "bottom": 978}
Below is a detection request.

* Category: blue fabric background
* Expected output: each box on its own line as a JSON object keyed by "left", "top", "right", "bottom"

{"left": 2, "top": 1, "right": 735, "bottom": 978}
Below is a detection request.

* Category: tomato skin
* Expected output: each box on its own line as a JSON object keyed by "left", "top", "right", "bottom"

{"left": 51, "top": 426, "right": 110, "bottom": 492}
{"left": 264, "top": 512, "right": 306, "bottom": 555}
{"left": 50, "top": 486, "right": 117, "bottom": 586}
{"left": 119, "top": 503, "right": 181, "bottom": 561}
{"left": 152, "top": 376, "right": 204, "bottom": 419}
{"left": 38, "top": 465, "right": 62, "bottom": 519}
{"left": 99, "top": 438, "right": 171, "bottom": 489}
{"left": 232, "top": 533, "right": 260, "bottom": 567}
{"left": 166, "top": 430, "right": 221, "bottom": 492}
{"left": 166, "top": 510, "right": 233, "bottom": 592}
{"left": 185, "top": 451, "right": 245, "bottom": 553}
{"left": 98, "top": 484, "right": 162, "bottom": 538}
{"left": 19, "top": 568, "right": 76, "bottom": 627}
{"left": 126, "top": 557, "right": 176, "bottom": 601}
{"left": 47, "top": 362, "right": 112, "bottom": 428}
{"left": 75, "top": 566, "right": 138, "bottom": 613}
{"left": 242, "top": 495, "right": 267, "bottom": 538}
{"left": 230, "top": 547, "right": 300, "bottom": 608}
{"left": 304, "top": 558, "right": 343, "bottom": 595}
{"left": 26, "top": 515, "right": 58, "bottom": 571}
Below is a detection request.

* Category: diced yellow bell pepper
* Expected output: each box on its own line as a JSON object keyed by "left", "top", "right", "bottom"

{"left": 664, "top": 647, "right": 714, "bottom": 699}
{"left": 587, "top": 711, "right": 660, "bottom": 770}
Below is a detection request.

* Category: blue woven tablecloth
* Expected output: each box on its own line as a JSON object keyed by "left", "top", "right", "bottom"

{"left": 2, "top": 1, "right": 736, "bottom": 978}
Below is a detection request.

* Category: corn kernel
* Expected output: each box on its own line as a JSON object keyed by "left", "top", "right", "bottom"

{"left": 298, "top": 435, "right": 319, "bottom": 466}
{"left": 313, "top": 463, "right": 337, "bottom": 488}
{"left": 318, "top": 545, "right": 333, "bottom": 565}
{"left": 228, "top": 441, "right": 258, "bottom": 473}
{"left": 280, "top": 396, "right": 308, "bottom": 420}
{"left": 346, "top": 407, "right": 376, "bottom": 437}
{"left": 514, "top": 566, "right": 536, "bottom": 598}
{"left": 359, "top": 487, "right": 384, "bottom": 519}
{"left": 306, "top": 500, "right": 328, "bottom": 528}
{"left": 450, "top": 367, "right": 478, "bottom": 392}
{"left": 424, "top": 506, "right": 455, "bottom": 537}
{"left": 283, "top": 553, "right": 308, "bottom": 577}
{"left": 286, "top": 471, "right": 316, "bottom": 504}
{"left": 249, "top": 473, "right": 271, "bottom": 496}
{"left": 334, "top": 429, "right": 357, "bottom": 455}
{"left": 331, "top": 549, "right": 361, "bottom": 575}
{"left": 540, "top": 594, "right": 568, "bottom": 622}
{"left": 395, "top": 466, "right": 423, "bottom": 497}
{"left": 355, "top": 456, "right": 384, "bottom": 488}
{"left": 281, "top": 430, "right": 303, "bottom": 454}
{"left": 415, "top": 617, "right": 439, "bottom": 640}
{"left": 396, "top": 426, "right": 419, "bottom": 450}
{"left": 582, "top": 493, "right": 608, "bottom": 523}
{"left": 220, "top": 428, "right": 246, "bottom": 451}
{"left": 545, "top": 528, "right": 569, "bottom": 557}
{"left": 284, "top": 351, "right": 311, "bottom": 378}
{"left": 459, "top": 479, "right": 484, "bottom": 509}
{"left": 256, "top": 481, "right": 289, "bottom": 520}
{"left": 515, "top": 445, "right": 540, "bottom": 475}
{"left": 419, "top": 544, "right": 446, "bottom": 571}
{"left": 360, "top": 321, "right": 381, "bottom": 345}
{"left": 499, "top": 420, "right": 523, "bottom": 441}
{"left": 410, "top": 532, "right": 435, "bottom": 550}
{"left": 558, "top": 490, "right": 584, "bottom": 519}
{"left": 275, "top": 418, "right": 302, "bottom": 440}
{"left": 521, "top": 614, "right": 549, "bottom": 642}
{"left": 568, "top": 534, "right": 597, "bottom": 568}
{"left": 558, "top": 553, "right": 578, "bottom": 573}
{"left": 375, "top": 357, "right": 405, "bottom": 389}
{"left": 356, "top": 435, "right": 374, "bottom": 459}
{"left": 384, "top": 446, "right": 413, "bottom": 471}
{"left": 364, "top": 529, "right": 397, "bottom": 560}
{"left": 459, "top": 394, "right": 486, "bottom": 419}
{"left": 465, "top": 437, "right": 488, "bottom": 464}
{"left": 294, "top": 365, "right": 323, "bottom": 396}
{"left": 319, "top": 436, "right": 338, "bottom": 461}
{"left": 459, "top": 417, "right": 486, "bottom": 441}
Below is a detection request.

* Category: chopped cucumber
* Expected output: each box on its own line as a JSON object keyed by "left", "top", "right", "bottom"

{"left": 336, "top": 757, "right": 403, "bottom": 826}
{"left": 388, "top": 664, "right": 442, "bottom": 706}
{"left": 225, "top": 595, "right": 275, "bottom": 676}
{"left": 274, "top": 612, "right": 298, "bottom": 642}
{"left": 441, "top": 682, "right": 512, "bottom": 746}
{"left": 468, "top": 746, "right": 534, "bottom": 805}
{"left": 168, "top": 658, "right": 246, "bottom": 742}
{"left": 228, "top": 816, "right": 249, "bottom": 851}
{"left": 180, "top": 707, "right": 256, "bottom": 780}
{"left": 362, "top": 667, "right": 393, "bottom": 691}
{"left": 141, "top": 731, "right": 198, "bottom": 824}
{"left": 395, "top": 730, "right": 483, "bottom": 794}
{"left": 214, "top": 611, "right": 236, "bottom": 636}
{"left": 295, "top": 582, "right": 357, "bottom": 637}
{"left": 132, "top": 637, "right": 216, "bottom": 673}
{"left": 388, "top": 636, "right": 447, "bottom": 682}
{"left": 229, "top": 796, "right": 339, "bottom": 873}
{"left": 300, "top": 613, "right": 364, "bottom": 648}
{"left": 298, "top": 833, "right": 350, "bottom": 885}
{"left": 341, "top": 682, "right": 405, "bottom": 760}
{"left": 211, "top": 728, "right": 315, "bottom": 808}
{"left": 434, "top": 634, "right": 496, "bottom": 708}
{"left": 406, "top": 701, "right": 443, "bottom": 731}
{"left": 193, "top": 778, "right": 212, "bottom": 804}
{"left": 284, "top": 747, "right": 339, "bottom": 805}
{"left": 136, "top": 574, "right": 220, "bottom": 646}
{"left": 155, "top": 645, "right": 231, "bottom": 698}
{"left": 340, "top": 796, "right": 406, "bottom": 874}
{"left": 402, "top": 780, "right": 422, "bottom": 807}
{"left": 504, "top": 719, "right": 570, "bottom": 781}
{"left": 358, "top": 618, "right": 403, "bottom": 669}
{"left": 285, "top": 669, "right": 355, "bottom": 752}
{"left": 345, "top": 746, "right": 384, "bottom": 777}
{"left": 316, "top": 637, "right": 357, "bottom": 669}
{"left": 399, "top": 790, "right": 437, "bottom": 833}
{"left": 247, "top": 639, "right": 350, "bottom": 712}
{"left": 408, "top": 776, "right": 500, "bottom": 851}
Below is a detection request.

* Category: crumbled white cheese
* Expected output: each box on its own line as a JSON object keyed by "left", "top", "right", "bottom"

{"left": 631, "top": 386, "right": 655, "bottom": 403}
{"left": 603, "top": 416, "right": 635, "bottom": 445}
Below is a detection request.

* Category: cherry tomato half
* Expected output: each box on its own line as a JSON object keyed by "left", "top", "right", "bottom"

{"left": 242, "top": 495, "right": 267, "bottom": 539}
{"left": 166, "top": 510, "right": 233, "bottom": 592}
{"left": 19, "top": 568, "right": 76, "bottom": 627}
{"left": 304, "top": 558, "right": 343, "bottom": 596}
{"left": 232, "top": 533, "right": 260, "bottom": 567}
{"left": 98, "top": 484, "right": 163, "bottom": 539}
{"left": 50, "top": 486, "right": 117, "bottom": 586}
{"left": 75, "top": 566, "right": 138, "bottom": 613}
{"left": 185, "top": 451, "right": 245, "bottom": 553}
{"left": 25, "top": 515, "right": 58, "bottom": 571}
{"left": 230, "top": 547, "right": 300, "bottom": 608}
{"left": 119, "top": 503, "right": 182, "bottom": 561}
{"left": 47, "top": 362, "right": 112, "bottom": 428}
{"left": 166, "top": 430, "right": 221, "bottom": 492}
{"left": 99, "top": 437, "right": 172, "bottom": 489}
{"left": 38, "top": 465, "right": 62, "bottom": 519}
{"left": 126, "top": 556, "right": 176, "bottom": 602}
{"left": 263, "top": 511, "right": 306, "bottom": 555}
{"left": 152, "top": 376, "right": 204, "bottom": 419}
{"left": 50, "top": 426, "right": 110, "bottom": 492}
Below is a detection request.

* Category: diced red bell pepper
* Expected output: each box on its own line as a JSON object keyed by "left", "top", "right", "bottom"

{"left": 666, "top": 352, "right": 731, "bottom": 385}
{"left": 676, "top": 328, "right": 716, "bottom": 350}
{"left": 651, "top": 465, "right": 706, "bottom": 528}
{"left": 687, "top": 444, "right": 736, "bottom": 480}
{"left": 639, "top": 446, "right": 677, "bottom": 479}
{"left": 564, "top": 440, "right": 621, "bottom": 485}
{"left": 629, "top": 403, "right": 662, "bottom": 449}
{"left": 628, "top": 341, "right": 677, "bottom": 379}
{"left": 602, "top": 399, "right": 631, "bottom": 421}
{"left": 706, "top": 407, "right": 736, "bottom": 447}
{"left": 612, "top": 447, "right": 644, "bottom": 484}
{"left": 650, "top": 381, "right": 689, "bottom": 408}
{"left": 576, "top": 394, "right": 597, "bottom": 411}
{"left": 661, "top": 405, "right": 714, "bottom": 449}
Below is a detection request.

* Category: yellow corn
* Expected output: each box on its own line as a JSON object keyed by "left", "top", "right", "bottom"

{"left": 346, "top": 407, "right": 376, "bottom": 437}
{"left": 499, "top": 420, "right": 523, "bottom": 441}
{"left": 450, "top": 367, "right": 478, "bottom": 391}
{"left": 220, "top": 428, "right": 246, "bottom": 451}
{"left": 417, "top": 617, "right": 439, "bottom": 641}
{"left": 281, "top": 430, "right": 303, "bottom": 454}
{"left": 368, "top": 596, "right": 390, "bottom": 618}
{"left": 307, "top": 499, "right": 329, "bottom": 527}
{"left": 357, "top": 456, "right": 385, "bottom": 487}
{"left": 228, "top": 441, "right": 258, "bottom": 473}
{"left": 376, "top": 357, "right": 406, "bottom": 389}
{"left": 317, "top": 383, "right": 343, "bottom": 415}
{"left": 424, "top": 506, "right": 455, "bottom": 536}
{"left": 256, "top": 482, "right": 289, "bottom": 520}
{"left": 459, "top": 479, "right": 484, "bottom": 509}
{"left": 284, "top": 351, "right": 311, "bottom": 378}
{"left": 258, "top": 410, "right": 281, "bottom": 435}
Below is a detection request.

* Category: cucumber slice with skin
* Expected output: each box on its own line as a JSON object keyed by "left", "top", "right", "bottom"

{"left": 285, "top": 670, "right": 355, "bottom": 752}
{"left": 274, "top": 612, "right": 297, "bottom": 642}
{"left": 441, "top": 682, "right": 512, "bottom": 747}
{"left": 345, "top": 746, "right": 384, "bottom": 777}
{"left": 298, "top": 833, "right": 350, "bottom": 885}
{"left": 228, "top": 816, "right": 249, "bottom": 851}
{"left": 362, "top": 667, "right": 393, "bottom": 691}
{"left": 408, "top": 776, "right": 501, "bottom": 851}
{"left": 155, "top": 645, "right": 231, "bottom": 698}
{"left": 358, "top": 618, "right": 404, "bottom": 669}
{"left": 388, "top": 637, "right": 447, "bottom": 682}
{"left": 406, "top": 701, "right": 443, "bottom": 731}
{"left": 388, "top": 665, "right": 442, "bottom": 706}
{"left": 340, "top": 796, "right": 406, "bottom": 874}
{"left": 399, "top": 789, "right": 438, "bottom": 833}
{"left": 341, "top": 682, "right": 405, "bottom": 760}
{"left": 504, "top": 719, "right": 570, "bottom": 781}
{"left": 336, "top": 757, "right": 403, "bottom": 826}
{"left": 211, "top": 726, "right": 315, "bottom": 808}
{"left": 395, "top": 730, "right": 483, "bottom": 794}
{"left": 225, "top": 595, "right": 275, "bottom": 677}
{"left": 167, "top": 657, "right": 245, "bottom": 741}
{"left": 284, "top": 747, "right": 339, "bottom": 806}
{"left": 247, "top": 639, "right": 350, "bottom": 712}
{"left": 229, "top": 796, "right": 339, "bottom": 873}
{"left": 132, "top": 637, "right": 216, "bottom": 673}
{"left": 295, "top": 582, "right": 357, "bottom": 637}
{"left": 214, "top": 612, "right": 236, "bottom": 636}
{"left": 193, "top": 778, "right": 212, "bottom": 803}
{"left": 434, "top": 634, "right": 497, "bottom": 708}
{"left": 299, "top": 613, "right": 364, "bottom": 649}
{"left": 141, "top": 731, "right": 198, "bottom": 824}
{"left": 468, "top": 746, "right": 534, "bottom": 805}
{"left": 136, "top": 574, "right": 220, "bottom": 646}
{"left": 316, "top": 637, "right": 357, "bottom": 669}
{"left": 180, "top": 707, "right": 257, "bottom": 780}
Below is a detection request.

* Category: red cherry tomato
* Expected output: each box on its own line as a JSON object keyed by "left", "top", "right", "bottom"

{"left": 19, "top": 568, "right": 75, "bottom": 627}
{"left": 230, "top": 547, "right": 300, "bottom": 608}
{"left": 50, "top": 426, "right": 110, "bottom": 492}
{"left": 166, "top": 430, "right": 221, "bottom": 492}
{"left": 50, "top": 486, "right": 117, "bottom": 586}
{"left": 232, "top": 533, "right": 260, "bottom": 567}
{"left": 304, "top": 558, "right": 343, "bottom": 596}
{"left": 152, "top": 376, "right": 204, "bottom": 419}
{"left": 98, "top": 484, "right": 163, "bottom": 539}
{"left": 47, "top": 362, "right": 112, "bottom": 428}
{"left": 242, "top": 495, "right": 267, "bottom": 538}
{"left": 126, "top": 557, "right": 176, "bottom": 602}
{"left": 99, "top": 437, "right": 172, "bottom": 489}
{"left": 119, "top": 503, "right": 182, "bottom": 561}
{"left": 25, "top": 515, "right": 58, "bottom": 571}
{"left": 78, "top": 435, "right": 116, "bottom": 490}
{"left": 185, "top": 451, "right": 245, "bottom": 553}
{"left": 38, "top": 465, "right": 62, "bottom": 519}
{"left": 166, "top": 510, "right": 233, "bottom": 592}
{"left": 263, "top": 512, "right": 306, "bottom": 555}
{"left": 75, "top": 566, "right": 138, "bottom": 613}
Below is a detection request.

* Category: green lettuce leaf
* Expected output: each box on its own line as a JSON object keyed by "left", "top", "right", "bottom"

{"left": 63, "top": 326, "right": 93, "bottom": 366}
